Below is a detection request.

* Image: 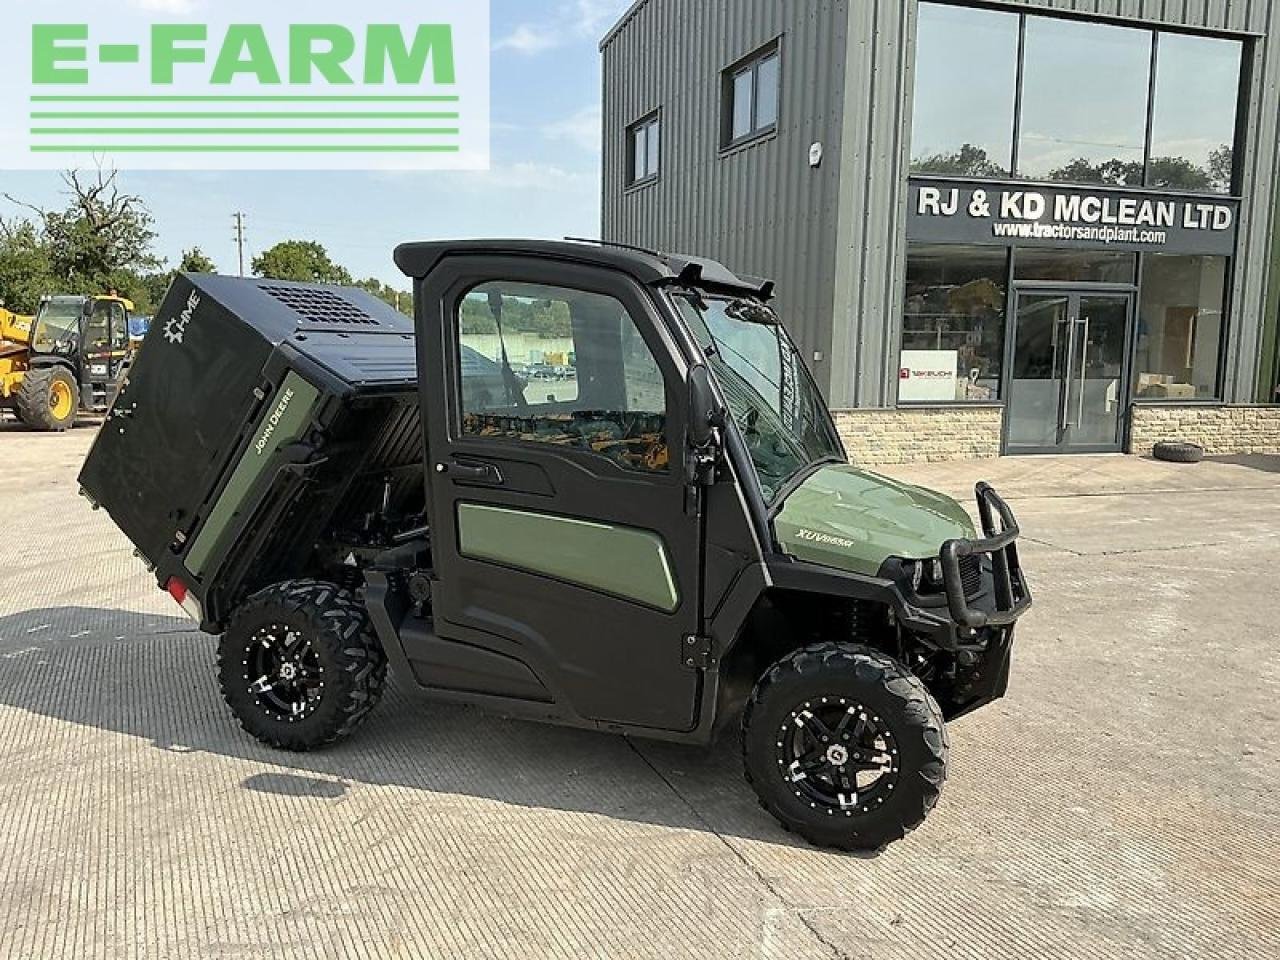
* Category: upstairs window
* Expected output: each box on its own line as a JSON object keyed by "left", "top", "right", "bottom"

{"left": 628, "top": 113, "right": 660, "bottom": 185}
{"left": 724, "top": 43, "right": 780, "bottom": 147}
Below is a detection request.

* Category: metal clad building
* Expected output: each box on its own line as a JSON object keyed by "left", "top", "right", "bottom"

{"left": 603, "top": 0, "right": 1280, "bottom": 460}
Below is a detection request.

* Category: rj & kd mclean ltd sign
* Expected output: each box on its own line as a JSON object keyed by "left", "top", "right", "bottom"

{"left": 908, "top": 178, "right": 1239, "bottom": 257}
{"left": 0, "top": 0, "right": 490, "bottom": 171}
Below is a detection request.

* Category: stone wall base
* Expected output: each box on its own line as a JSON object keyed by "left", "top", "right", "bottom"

{"left": 833, "top": 404, "right": 1280, "bottom": 463}
{"left": 1128, "top": 404, "right": 1280, "bottom": 455}
{"left": 833, "top": 406, "right": 1004, "bottom": 464}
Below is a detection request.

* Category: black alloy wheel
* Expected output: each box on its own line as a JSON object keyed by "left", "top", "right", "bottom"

{"left": 777, "top": 698, "right": 900, "bottom": 817}
{"left": 244, "top": 622, "right": 326, "bottom": 723}
{"left": 743, "top": 642, "right": 948, "bottom": 852}
{"left": 218, "top": 579, "right": 387, "bottom": 751}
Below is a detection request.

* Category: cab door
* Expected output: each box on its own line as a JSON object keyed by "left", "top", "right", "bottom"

{"left": 415, "top": 255, "right": 703, "bottom": 732}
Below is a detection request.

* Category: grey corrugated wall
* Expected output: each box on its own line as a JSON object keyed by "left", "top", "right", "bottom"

{"left": 603, "top": 0, "right": 1280, "bottom": 408}
{"left": 600, "top": 0, "right": 851, "bottom": 386}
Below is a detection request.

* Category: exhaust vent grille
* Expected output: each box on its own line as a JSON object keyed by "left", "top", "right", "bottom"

{"left": 260, "top": 285, "right": 380, "bottom": 326}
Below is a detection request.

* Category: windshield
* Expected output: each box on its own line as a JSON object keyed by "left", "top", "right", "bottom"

{"left": 32, "top": 300, "right": 81, "bottom": 353}
{"left": 673, "top": 293, "right": 843, "bottom": 504}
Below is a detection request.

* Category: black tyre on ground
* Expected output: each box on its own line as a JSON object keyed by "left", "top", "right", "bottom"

{"left": 742, "top": 642, "right": 948, "bottom": 852}
{"left": 1152, "top": 441, "right": 1204, "bottom": 463}
{"left": 14, "top": 366, "right": 78, "bottom": 431}
{"left": 218, "top": 579, "right": 388, "bottom": 752}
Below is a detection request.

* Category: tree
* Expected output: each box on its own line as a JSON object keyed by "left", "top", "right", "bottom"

{"left": 3, "top": 168, "right": 160, "bottom": 293}
{"left": 0, "top": 220, "right": 57, "bottom": 314}
{"left": 179, "top": 247, "right": 218, "bottom": 274}
{"left": 910, "top": 143, "right": 1006, "bottom": 178}
{"left": 1208, "top": 145, "right": 1234, "bottom": 193}
{"left": 355, "top": 276, "right": 411, "bottom": 315}
{"left": 252, "top": 240, "right": 353, "bottom": 285}
{"left": 1046, "top": 154, "right": 1226, "bottom": 192}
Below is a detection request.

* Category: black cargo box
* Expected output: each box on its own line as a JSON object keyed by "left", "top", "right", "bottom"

{"left": 79, "top": 274, "right": 424, "bottom": 629}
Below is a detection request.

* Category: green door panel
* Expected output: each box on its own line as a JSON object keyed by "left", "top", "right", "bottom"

{"left": 456, "top": 503, "right": 680, "bottom": 612}
{"left": 186, "top": 372, "right": 319, "bottom": 576}
{"left": 773, "top": 464, "right": 976, "bottom": 576}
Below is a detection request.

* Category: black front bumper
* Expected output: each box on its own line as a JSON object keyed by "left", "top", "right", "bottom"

{"left": 940, "top": 482, "right": 1031, "bottom": 630}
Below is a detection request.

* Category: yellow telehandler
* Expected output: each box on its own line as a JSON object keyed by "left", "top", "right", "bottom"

{"left": 0, "top": 294, "right": 135, "bottom": 431}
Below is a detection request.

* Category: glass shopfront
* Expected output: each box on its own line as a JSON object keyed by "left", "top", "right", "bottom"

{"left": 905, "top": 3, "right": 1245, "bottom": 453}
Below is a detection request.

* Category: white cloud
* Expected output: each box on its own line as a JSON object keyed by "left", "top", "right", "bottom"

{"left": 543, "top": 105, "right": 601, "bottom": 153}
{"left": 494, "top": 0, "right": 632, "bottom": 55}
{"left": 493, "top": 25, "right": 560, "bottom": 55}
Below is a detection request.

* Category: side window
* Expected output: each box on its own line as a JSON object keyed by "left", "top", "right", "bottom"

{"left": 111, "top": 305, "right": 130, "bottom": 349}
{"left": 456, "top": 281, "right": 670, "bottom": 473}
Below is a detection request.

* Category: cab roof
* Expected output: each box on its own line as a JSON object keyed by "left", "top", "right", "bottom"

{"left": 393, "top": 239, "right": 775, "bottom": 301}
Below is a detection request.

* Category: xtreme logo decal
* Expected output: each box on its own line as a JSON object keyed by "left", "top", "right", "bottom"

{"left": 2, "top": 1, "right": 490, "bottom": 171}
{"left": 162, "top": 292, "right": 201, "bottom": 346}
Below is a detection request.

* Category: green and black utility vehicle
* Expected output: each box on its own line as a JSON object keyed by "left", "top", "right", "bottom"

{"left": 79, "top": 241, "right": 1030, "bottom": 851}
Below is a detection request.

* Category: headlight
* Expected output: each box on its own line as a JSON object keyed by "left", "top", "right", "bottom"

{"left": 908, "top": 558, "right": 946, "bottom": 595}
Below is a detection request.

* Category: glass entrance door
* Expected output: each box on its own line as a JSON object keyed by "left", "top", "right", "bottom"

{"left": 1006, "top": 290, "right": 1130, "bottom": 453}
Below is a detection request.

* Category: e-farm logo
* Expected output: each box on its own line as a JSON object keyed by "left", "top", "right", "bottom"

{"left": 3, "top": 1, "right": 490, "bottom": 171}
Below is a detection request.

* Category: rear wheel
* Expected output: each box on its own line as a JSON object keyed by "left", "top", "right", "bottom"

{"left": 218, "top": 579, "right": 387, "bottom": 751}
{"left": 742, "top": 642, "right": 948, "bottom": 851}
{"left": 14, "top": 367, "right": 78, "bottom": 431}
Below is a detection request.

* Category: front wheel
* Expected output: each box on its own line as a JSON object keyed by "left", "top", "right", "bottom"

{"left": 15, "top": 366, "right": 78, "bottom": 431}
{"left": 742, "top": 642, "right": 948, "bottom": 851}
{"left": 218, "top": 579, "right": 387, "bottom": 752}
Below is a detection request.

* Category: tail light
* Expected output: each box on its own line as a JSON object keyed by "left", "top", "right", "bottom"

{"left": 165, "top": 577, "right": 204, "bottom": 624}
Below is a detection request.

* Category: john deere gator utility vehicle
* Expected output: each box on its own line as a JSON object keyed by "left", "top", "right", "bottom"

{"left": 79, "top": 243, "right": 1030, "bottom": 851}
{"left": 0, "top": 294, "right": 135, "bottom": 430}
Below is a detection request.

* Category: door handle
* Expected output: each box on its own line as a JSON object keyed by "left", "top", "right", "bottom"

{"left": 1075, "top": 318, "right": 1090, "bottom": 429}
{"left": 1059, "top": 317, "right": 1078, "bottom": 435}
{"left": 435, "top": 459, "right": 503, "bottom": 484}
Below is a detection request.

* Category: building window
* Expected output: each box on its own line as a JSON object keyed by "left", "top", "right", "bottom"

{"left": 900, "top": 245, "right": 1009, "bottom": 403}
{"left": 1149, "top": 35, "right": 1242, "bottom": 193}
{"left": 911, "top": 4, "right": 1019, "bottom": 177}
{"left": 723, "top": 43, "right": 780, "bottom": 147}
{"left": 1018, "top": 19, "right": 1152, "bottom": 183}
{"left": 1013, "top": 249, "right": 1136, "bottom": 285}
{"left": 1135, "top": 255, "right": 1227, "bottom": 400}
{"left": 456, "top": 281, "right": 669, "bottom": 473}
{"left": 909, "top": 3, "right": 1244, "bottom": 192}
{"left": 628, "top": 113, "right": 660, "bottom": 184}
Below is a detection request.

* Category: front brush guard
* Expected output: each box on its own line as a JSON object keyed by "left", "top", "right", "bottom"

{"left": 940, "top": 482, "right": 1031, "bottom": 629}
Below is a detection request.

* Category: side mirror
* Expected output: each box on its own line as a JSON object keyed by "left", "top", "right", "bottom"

{"left": 688, "top": 364, "right": 727, "bottom": 450}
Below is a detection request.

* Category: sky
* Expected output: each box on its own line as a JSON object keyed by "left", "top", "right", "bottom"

{"left": 0, "top": 0, "right": 635, "bottom": 288}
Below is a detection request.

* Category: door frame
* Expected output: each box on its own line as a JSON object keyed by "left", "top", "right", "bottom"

{"left": 1001, "top": 282, "right": 1137, "bottom": 455}
{"left": 413, "top": 253, "right": 709, "bottom": 733}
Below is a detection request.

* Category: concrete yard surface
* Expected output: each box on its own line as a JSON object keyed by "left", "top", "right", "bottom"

{"left": 0, "top": 427, "right": 1277, "bottom": 959}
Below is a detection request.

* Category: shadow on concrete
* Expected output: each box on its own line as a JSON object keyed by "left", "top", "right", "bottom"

{"left": 1208, "top": 453, "right": 1280, "bottom": 474}
{"left": 0, "top": 415, "right": 102, "bottom": 433}
{"left": 0, "top": 606, "right": 826, "bottom": 851}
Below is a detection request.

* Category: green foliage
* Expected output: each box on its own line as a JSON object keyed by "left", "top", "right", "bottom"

{"left": 179, "top": 247, "right": 218, "bottom": 274}
{"left": 459, "top": 294, "right": 572, "bottom": 338}
{"left": 913, "top": 142, "right": 1235, "bottom": 194}
{"left": 252, "top": 240, "right": 353, "bottom": 285}
{"left": 0, "top": 168, "right": 162, "bottom": 314}
{"left": 354, "top": 276, "right": 411, "bottom": 315}
{"left": 0, "top": 221, "right": 58, "bottom": 314}
{"left": 910, "top": 143, "right": 1007, "bottom": 178}
{"left": 1046, "top": 146, "right": 1234, "bottom": 193}
{"left": 134, "top": 247, "right": 221, "bottom": 315}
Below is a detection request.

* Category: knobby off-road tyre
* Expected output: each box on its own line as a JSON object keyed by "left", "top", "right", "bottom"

{"left": 1152, "top": 441, "right": 1204, "bottom": 464}
{"left": 218, "top": 579, "right": 388, "bottom": 752}
{"left": 742, "top": 642, "right": 948, "bottom": 852}
{"left": 15, "top": 366, "right": 78, "bottom": 431}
